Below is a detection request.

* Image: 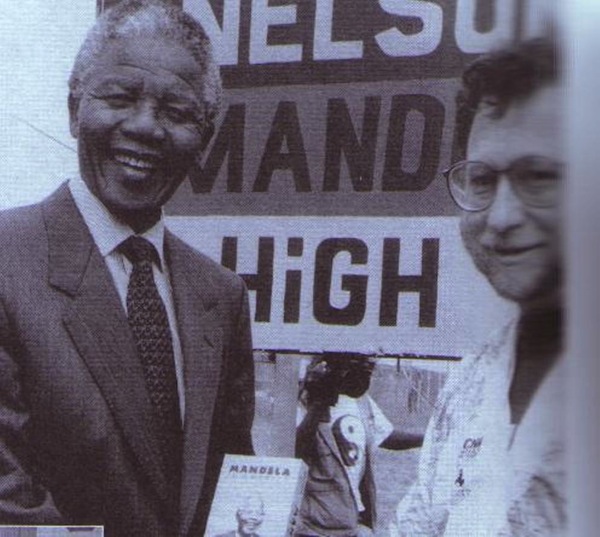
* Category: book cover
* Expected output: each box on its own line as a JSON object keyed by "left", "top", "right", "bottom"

{"left": 205, "top": 455, "right": 307, "bottom": 537}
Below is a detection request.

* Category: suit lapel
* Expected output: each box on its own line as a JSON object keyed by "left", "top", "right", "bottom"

{"left": 43, "top": 185, "right": 171, "bottom": 504}
{"left": 165, "top": 232, "right": 223, "bottom": 536}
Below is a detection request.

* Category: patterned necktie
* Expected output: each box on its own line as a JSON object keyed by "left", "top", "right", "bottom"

{"left": 119, "top": 236, "right": 182, "bottom": 509}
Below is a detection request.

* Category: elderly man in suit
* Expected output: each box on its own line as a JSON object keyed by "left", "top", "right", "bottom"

{"left": 0, "top": 1, "right": 254, "bottom": 536}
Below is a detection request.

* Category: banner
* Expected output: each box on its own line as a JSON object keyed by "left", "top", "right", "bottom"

{"left": 99, "top": 0, "right": 531, "bottom": 356}
{"left": 168, "top": 216, "right": 512, "bottom": 356}
{"left": 164, "top": 0, "right": 528, "bottom": 356}
{"left": 172, "top": 0, "right": 528, "bottom": 216}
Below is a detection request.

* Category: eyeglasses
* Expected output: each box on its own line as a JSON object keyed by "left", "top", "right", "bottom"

{"left": 444, "top": 156, "right": 563, "bottom": 212}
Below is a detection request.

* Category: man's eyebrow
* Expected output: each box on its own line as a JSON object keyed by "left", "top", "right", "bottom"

{"left": 91, "top": 76, "right": 141, "bottom": 89}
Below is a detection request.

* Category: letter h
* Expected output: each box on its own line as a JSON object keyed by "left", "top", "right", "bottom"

{"left": 221, "top": 237, "right": 274, "bottom": 322}
{"left": 379, "top": 238, "right": 439, "bottom": 327}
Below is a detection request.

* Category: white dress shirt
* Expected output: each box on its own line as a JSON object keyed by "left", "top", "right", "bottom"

{"left": 69, "top": 177, "right": 186, "bottom": 422}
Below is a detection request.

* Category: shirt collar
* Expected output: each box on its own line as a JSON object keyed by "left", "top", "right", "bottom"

{"left": 69, "top": 176, "right": 166, "bottom": 270}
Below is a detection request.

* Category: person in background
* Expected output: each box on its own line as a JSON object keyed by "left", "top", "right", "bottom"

{"left": 295, "top": 353, "right": 423, "bottom": 536}
{"left": 393, "top": 35, "right": 566, "bottom": 536}
{"left": 0, "top": 1, "right": 254, "bottom": 535}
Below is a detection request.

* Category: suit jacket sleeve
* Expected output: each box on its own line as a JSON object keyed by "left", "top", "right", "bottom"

{"left": 0, "top": 291, "right": 63, "bottom": 523}
{"left": 222, "top": 282, "right": 255, "bottom": 455}
{"left": 196, "top": 280, "right": 255, "bottom": 533}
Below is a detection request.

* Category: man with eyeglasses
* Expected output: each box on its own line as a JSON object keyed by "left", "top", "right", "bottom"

{"left": 391, "top": 36, "right": 566, "bottom": 536}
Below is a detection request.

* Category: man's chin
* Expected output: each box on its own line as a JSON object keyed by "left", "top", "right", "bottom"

{"left": 106, "top": 204, "right": 162, "bottom": 232}
{"left": 490, "top": 274, "right": 562, "bottom": 312}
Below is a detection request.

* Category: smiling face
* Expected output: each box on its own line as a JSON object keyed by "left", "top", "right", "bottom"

{"left": 460, "top": 85, "right": 564, "bottom": 311}
{"left": 236, "top": 496, "right": 265, "bottom": 536}
{"left": 70, "top": 37, "right": 208, "bottom": 231}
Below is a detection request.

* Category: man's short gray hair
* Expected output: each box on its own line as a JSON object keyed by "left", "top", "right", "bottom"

{"left": 69, "top": 0, "right": 221, "bottom": 121}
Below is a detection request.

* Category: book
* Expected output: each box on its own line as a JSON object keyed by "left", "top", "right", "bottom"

{"left": 205, "top": 455, "right": 307, "bottom": 537}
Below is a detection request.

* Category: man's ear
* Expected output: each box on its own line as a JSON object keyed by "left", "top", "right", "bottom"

{"left": 68, "top": 93, "right": 80, "bottom": 138}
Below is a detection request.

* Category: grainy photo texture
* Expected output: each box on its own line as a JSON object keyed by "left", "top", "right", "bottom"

{"left": 0, "top": 0, "right": 572, "bottom": 536}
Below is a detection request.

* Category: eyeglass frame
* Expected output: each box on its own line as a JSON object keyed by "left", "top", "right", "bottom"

{"left": 443, "top": 157, "right": 563, "bottom": 212}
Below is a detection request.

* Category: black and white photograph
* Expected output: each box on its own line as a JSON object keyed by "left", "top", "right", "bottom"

{"left": 0, "top": 0, "right": 598, "bottom": 536}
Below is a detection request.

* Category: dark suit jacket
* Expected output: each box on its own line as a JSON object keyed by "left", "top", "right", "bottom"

{"left": 0, "top": 184, "right": 254, "bottom": 536}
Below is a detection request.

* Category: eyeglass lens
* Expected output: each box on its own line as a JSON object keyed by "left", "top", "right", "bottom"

{"left": 448, "top": 157, "right": 561, "bottom": 211}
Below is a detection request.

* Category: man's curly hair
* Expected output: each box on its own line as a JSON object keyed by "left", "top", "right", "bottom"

{"left": 454, "top": 35, "right": 559, "bottom": 159}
